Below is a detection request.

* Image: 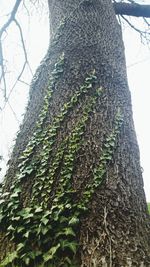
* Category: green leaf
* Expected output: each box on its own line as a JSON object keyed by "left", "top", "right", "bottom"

{"left": 43, "top": 243, "right": 60, "bottom": 262}
{"left": 17, "top": 226, "right": 24, "bottom": 233}
{"left": 96, "top": 87, "right": 103, "bottom": 95}
{"left": 41, "top": 217, "right": 49, "bottom": 225}
{"left": 104, "top": 143, "right": 110, "bottom": 148}
{"left": 23, "top": 213, "right": 34, "bottom": 220}
{"left": 24, "top": 167, "right": 34, "bottom": 175}
{"left": 41, "top": 226, "right": 50, "bottom": 235}
{"left": 6, "top": 202, "right": 13, "bottom": 209}
{"left": 55, "top": 227, "right": 76, "bottom": 240}
{"left": 64, "top": 257, "right": 72, "bottom": 265}
{"left": 10, "top": 192, "right": 19, "bottom": 198}
{"left": 19, "top": 207, "right": 32, "bottom": 215}
{"left": 61, "top": 240, "right": 77, "bottom": 254}
{"left": 0, "top": 199, "right": 5, "bottom": 205}
{"left": 1, "top": 251, "right": 18, "bottom": 265}
{"left": 65, "top": 203, "right": 71, "bottom": 209}
{"left": 104, "top": 155, "right": 112, "bottom": 160}
{"left": 7, "top": 225, "right": 15, "bottom": 232}
{"left": 17, "top": 243, "right": 24, "bottom": 252}
{"left": 64, "top": 227, "right": 76, "bottom": 237}
{"left": 59, "top": 216, "right": 68, "bottom": 223}
{"left": 24, "top": 231, "right": 30, "bottom": 238}
{"left": 43, "top": 210, "right": 51, "bottom": 217}
{"left": 12, "top": 216, "right": 20, "bottom": 221}
{"left": 35, "top": 206, "right": 43, "bottom": 213}
{"left": 69, "top": 217, "right": 79, "bottom": 226}
{"left": 86, "top": 83, "right": 92, "bottom": 88}
{"left": 24, "top": 257, "right": 30, "bottom": 265}
{"left": 55, "top": 231, "right": 65, "bottom": 238}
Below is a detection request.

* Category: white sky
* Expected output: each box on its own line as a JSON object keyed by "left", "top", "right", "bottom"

{"left": 0, "top": 0, "right": 150, "bottom": 201}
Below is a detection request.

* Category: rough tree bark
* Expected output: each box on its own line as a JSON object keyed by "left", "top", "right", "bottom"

{"left": 0, "top": 0, "right": 150, "bottom": 266}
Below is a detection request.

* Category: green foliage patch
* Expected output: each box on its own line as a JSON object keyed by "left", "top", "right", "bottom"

{"left": 0, "top": 54, "right": 123, "bottom": 266}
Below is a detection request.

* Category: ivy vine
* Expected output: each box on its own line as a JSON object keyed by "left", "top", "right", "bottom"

{"left": 32, "top": 71, "right": 99, "bottom": 204}
{"left": 0, "top": 61, "right": 123, "bottom": 266}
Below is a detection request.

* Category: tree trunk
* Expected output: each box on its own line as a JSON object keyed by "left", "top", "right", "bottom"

{"left": 0, "top": 0, "right": 150, "bottom": 266}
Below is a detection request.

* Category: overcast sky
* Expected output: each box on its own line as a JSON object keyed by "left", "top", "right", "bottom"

{"left": 0, "top": 0, "right": 150, "bottom": 201}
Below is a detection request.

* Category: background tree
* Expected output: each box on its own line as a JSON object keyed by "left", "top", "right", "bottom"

{"left": 0, "top": 0, "right": 150, "bottom": 266}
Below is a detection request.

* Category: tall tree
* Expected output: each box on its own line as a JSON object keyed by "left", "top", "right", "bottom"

{"left": 0, "top": 0, "right": 150, "bottom": 266}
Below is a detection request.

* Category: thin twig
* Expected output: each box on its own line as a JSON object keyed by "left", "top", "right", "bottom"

{"left": 0, "top": 0, "right": 22, "bottom": 39}
{"left": 143, "top": 17, "right": 150, "bottom": 27}
{"left": 14, "top": 18, "right": 33, "bottom": 75}
{"left": 7, "top": 101, "right": 20, "bottom": 125}
{"left": 0, "top": 42, "right": 6, "bottom": 99}
{"left": 19, "top": 79, "right": 30, "bottom": 86}
{"left": 0, "top": 0, "right": 23, "bottom": 103}
{"left": 14, "top": 18, "right": 28, "bottom": 62}
{"left": 121, "top": 15, "right": 150, "bottom": 43}
{"left": 0, "top": 16, "right": 33, "bottom": 111}
{"left": 2, "top": 61, "right": 27, "bottom": 111}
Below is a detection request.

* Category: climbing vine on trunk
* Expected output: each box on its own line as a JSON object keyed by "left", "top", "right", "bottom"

{"left": 0, "top": 53, "right": 123, "bottom": 266}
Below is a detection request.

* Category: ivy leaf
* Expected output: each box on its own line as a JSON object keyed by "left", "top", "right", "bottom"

{"left": 41, "top": 217, "right": 49, "bottom": 225}
{"left": 65, "top": 203, "right": 71, "bottom": 209}
{"left": 104, "top": 155, "right": 112, "bottom": 160}
{"left": 41, "top": 226, "right": 50, "bottom": 235}
{"left": 0, "top": 199, "right": 5, "bottom": 205}
{"left": 2, "top": 192, "right": 10, "bottom": 197}
{"left": 109, "top": 141, "right": 115, "bottom": 147}
{"left": 17, "top": 243, "right": 24, "bottom": 252}
{"left": 18, "top": 208, "right": 34, "bottom": 220}
{"left": 7, "top": 225, "right": 15, "bottom": 232}
{"left": 12, "top": 216, "right": 20, "bottom": 221}
{"left": 23, "top": 213, "right": 34, "bottom": 220}
{"left": 64, "top": 227, "right": 76, "bottom": 237}
{"left": 104, "top": 143, "right": 110, "bottom": 148}
{"left": 17, "top": 227, "right": 24, "bottom": 233}
{"left": 69, "top": 217, "right": 79, "bottom": 226}
{"left": 86, "top": 83, "right": 92, "bottom": 88}
{"left": 43, "top": 243, "right": 60, "bottom": 262}
{"left": 24, "top": 257, "right": 30, "bottom": 265}
{"left": 59, "top": 216, "right": 68, "bottom": 223}
{"left": 10, "top": 191, "right": 19, "bottom": 198}
{"left": 1, "top": 251, "right": 18, "bottom": 265}
{"left": 64, "top": 257, "right": 72, "bottom": 265}
{"left": 35, "top": 206, "right": 43, "bottom": 213}
{"left": 77, "top": 204, "right": 88, "bottom": 212}
{"left": 24, "top": 167, "right": 34, "bottom": 175}
{"left": 24, "top": 231, "right": 30, "bottom": 238}
{"left": 43, "top": 210, "right": 51, "bottom": 217}
{"left": 61, "top": 240, "right": 78, "bottom": 254}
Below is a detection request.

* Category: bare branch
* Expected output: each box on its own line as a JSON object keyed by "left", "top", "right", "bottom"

{"left": 0, "top": 0, "right": 23, "bottom": 104}
{"left": 0, "top": 42, "right": 6, "bottom": 99}
{"left": 1, "top": 62, "right": 26, "bottom": 111}
{"left": 14, "top": 18, "right": 33, "bottom": 75}
{"left": 19, "top": 79, "right": 30, "bottom": 86}
{"left": 14, "top": 18, "right": 28, "bottom": 63}
{"left": 143, "top": 17, "right": 150, "bottom": 27}
{"left": 7, "top": 101, "right": 20, "bottom": 125}
{"left": 0, "top": 0, "right": 22, "bottom": 39}
{"left": 121, "top": 15, "right": 150, "bottom": 44}
{"left": 0, "top": 1, "right": 33, "bottom": 111}
{"left": 1, "top": 19, "right": 33, "bottom": 109}
{"left": 114, "top": 3, "right": 150, "bottom": 18}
